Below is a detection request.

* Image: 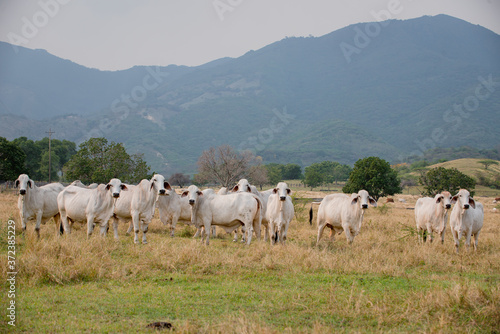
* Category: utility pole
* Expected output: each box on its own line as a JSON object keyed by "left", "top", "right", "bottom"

{"left": 46, "top": 128, "right": 55, "bottom": 183}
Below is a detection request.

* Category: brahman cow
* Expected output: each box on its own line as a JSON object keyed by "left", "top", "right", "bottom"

{"left": 112, "top": 174, "right": 167, "bottom": 244}
{"left": 449, "top": 189, "right": 484, "bottom": 253}
{"left": 57, "top": 178, "right": 127, "bottom": 238}
{"left": 182, "top": 185, "right": 262, "bottom": 245}
{"left": 314, "top": 190, "right": 377, "bottom": 244}
{"left": 15, "top": 174, "right": 65, "bottom": 237}
{"left": 266, "top": 182, "right": 294, "bottom": 245}
{"left": 414, "top": 191, "right": 452, "bottom": 244}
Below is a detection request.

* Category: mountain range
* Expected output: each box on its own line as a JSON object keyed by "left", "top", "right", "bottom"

{"left": 1, "top": 14, "right": 499, "bottom": 175}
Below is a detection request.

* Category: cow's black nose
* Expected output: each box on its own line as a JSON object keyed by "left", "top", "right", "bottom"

{"left": 19, "top": 189, "right": 26, "bottom": 195}
{"left": 113, "top": 193, "right": 120, "bottom": 198}
{"left": 189, "top": 199, "right": 195, "bottom": 205}
{"left": 445, "top": 204, "right": 451, "bottom": 209}
{"left": 280, "top": 196, "right": 286, "bottom": 201}
{"left": 464, "top": 204, "right": 469, "bottom": 209}
{"left": 362, "top": 204, "right": 368, "bottom": 209}
{"left": 159, "top": 189, "right": 166, "bottom": 195}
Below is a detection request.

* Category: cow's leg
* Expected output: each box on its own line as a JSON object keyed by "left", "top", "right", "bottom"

{"left": 126, "top": 221, "right": 133, "bottom": 235}
{"left": 427, "top": 225, "right": 434, "bottom": 243}
{"left": 203, "top": 222, "right": 211, "bottom": 245}
{"left": 193, "top": 227, "right": 201, "bottom": 238}
{"left": 317, "top": 222, "right": 327, "bottom": 244}
{"left": 35, "top": 210, "right": 43, "bottom": 238}
{"left": 87, "top": 216, "right": 95, "bottom": 238}
{"left": 440, "top": 229, "right": 445, "bottom": 244}
{"left": 464, "top": 229, "right": 473, "bottom": 252}
{"left": 113, "top": 217, "right": 120, "bottom": 240}
{"left": 132, "top": 212, "right": 140, "bottom": 244}
{"left": 343, "top": 225, "right": 354, "bottom": 244}
{"left": 211, "top": 226, "right": 216, "bottom": 238}
{"left": 99, "top": 221, "right": 108, "bottom": 237}
{"left": 451, "top": 228, "right": 459, "bottom": 253}
{"left": 170, "top": 215, "right": 179, "bottom": 237}
{"left": 245, "top": 222, "right": 253, "bottom": 245}
{"left": 53, "top": 213, "right": 62, "bottom": 236}
{"left": 473, "top": 231, "right": 480, "bottom": 251}
{"left": 142, "top": 220, "right": 149, "bottom": 244}
{"left": 60, "top": 211, "right": 70, "bottom": 234}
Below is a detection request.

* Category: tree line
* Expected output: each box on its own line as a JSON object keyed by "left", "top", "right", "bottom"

{"left": 1, "top": 138, "right": 479, "bottom": 198}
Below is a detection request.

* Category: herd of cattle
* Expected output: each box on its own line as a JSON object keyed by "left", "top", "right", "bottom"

{"left": 13, "top": 173, "right": 484, "bottom": 252}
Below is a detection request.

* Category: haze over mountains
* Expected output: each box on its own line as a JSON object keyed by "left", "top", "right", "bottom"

{"left": 1, "top": 14, "right": 499, "bottom": 175}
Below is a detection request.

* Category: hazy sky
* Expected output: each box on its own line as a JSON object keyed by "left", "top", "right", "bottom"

{"left": 1, "top": 0, "right": 499, "bottom": 71}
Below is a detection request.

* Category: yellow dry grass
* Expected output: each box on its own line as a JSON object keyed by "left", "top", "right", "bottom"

{"left": 0, "top": 191, "right": 499, "bottom": 332}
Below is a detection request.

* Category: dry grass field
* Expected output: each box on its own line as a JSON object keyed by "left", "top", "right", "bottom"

{"left": 0, "top": 190, "right": 499, "bottom": 333}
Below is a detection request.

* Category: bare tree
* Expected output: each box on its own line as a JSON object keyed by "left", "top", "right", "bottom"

{"left": 197, "top": 145, "right": 254, "bottom": 188}
{"left": 248, "top": 164, "right": 269, "bottom": 190}
{"left": 168, "top": 173, "right": 191, "bottom": 188}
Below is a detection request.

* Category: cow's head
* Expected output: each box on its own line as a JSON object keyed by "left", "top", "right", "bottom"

{"left": 181, "top": 185, "right": 203, "bottom": 206}
{"left": 15, "top": 174, "right": 32, "bottom": 196}
{"left": 232, "top": 179, "right": 252, "bottom": 193}
{"left": 150, "top": 174, "right": 169, "bottom": 195}
{"left": 106, "top": 178, "right": 127, "bottom": 198}
{"left": 351, "top": 190, "right": 377, "bottom": 209}
{"left": 273, "top": 182, "right": 291, "bottom": 201}
{"left": 451, "top": 189, "right": 475, "bottom": 210}
{"left": 435, "top": 191, "right": 452, "bottom": 210}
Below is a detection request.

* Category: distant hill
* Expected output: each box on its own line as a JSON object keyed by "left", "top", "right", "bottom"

{"left": 1, "top": 14, "right": 499, "bottom": 175}
{"left": 426, "top": 158, "right": 500, "bottom": 180}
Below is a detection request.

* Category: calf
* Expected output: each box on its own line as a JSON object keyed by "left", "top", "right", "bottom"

{"left": 315, "top": 190, "right": 377, "bottom": 244}
{"left": 156, "top": 183, "right": 194, "bottom": 237}
{"left": 58, "top": 178, "right": 127, "bottom": 238}
{"left": 266, "top": 182, "right": 294, "bottom": 245}
{"left": 15, "top": 174, "right": 64, "bottom": 237}
{"left": 449, "top": 189, "right": 484, "bottom": 253}
{"left": 113, "top": 174, "right": 167, "bottom": 244}
{"left": 182, "top": 185, "right": 261, "bottom": 245}
{"left": 414, "top": 191, "right": 452, "bottom": 244}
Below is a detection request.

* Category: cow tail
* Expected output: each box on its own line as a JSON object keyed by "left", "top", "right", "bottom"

{"left": 309, "top": 206, "right": 313, "bottom": 226}
{"left": 59, "top": 219, "right": 64, "bottom": 235}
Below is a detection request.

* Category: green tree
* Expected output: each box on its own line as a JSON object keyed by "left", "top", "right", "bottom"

{"left": 0, "top": 137, "right": 26, "bottom": 182}
{"left": 343, "top": 157, "right": 402, "bottom": 201}
{"left": 39, "top": 150, "right": 60, "bottom": 182}
{"left": 12, "top": 137, "right": 42, "bottom": 179}
{"left": 283, "top": 163, "right": 303, "bottom": 180}
{"left": 64, "top": 137, "right": 151, "bottom": 184}
{"left": 303, "top": 167, "right": 323, "bottom": 190}
{"left": 478, "top": 159, "right": 499, "bottom": 170}
{"left": 419, "top": 167, "right": 475, "bottom": 196}
{"left": 265, "top": 163, "right": 285, "bottom": 185}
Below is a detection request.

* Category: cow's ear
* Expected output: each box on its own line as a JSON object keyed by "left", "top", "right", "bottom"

{"left": 197, "top": 191, "right": 203, "bottom": 196}
{"left": 369, "top": 196, "right": 377, "bottom": 207}
{"left": 232, "top": 185, "right": 239, "bottom": 192}
{"left": 451, "top": 195, "right": 458, "bottom": 204}
{"left": 106, "top": 184, "right": 111, "bottom": 190}
{"left": 351, "top": 194, "right": 359, "bottom": 205}
{"left": 27, "top": 180, "right": 33, "bottom": 188}
{"left": 15, "top": 180, "right": 20, "bottom": 188}
{"left": 121, "top": 184, "right": 128, "bottom": 191}
{"left": 273, "top": 188, "right": 278, "bottom": 194}
{"left": 150, "top": 179, "right": 155, "bottom": 190}
{"left": 246, "top": 185, "right": 251, "bottom": 192}
{"left": 435, "top": 195, "right": 443, "bottom": 203}
{"left": 469, "top": 197, "right": 476, "bottom": 209}
{"left": 164, "top": 182, "right": 172, "bottom": 190}
{"left": 181, "top": 191, "right": 188, "bottom": 197}
{"left": 287, "top": 188, "right": 291, "bottom": 195}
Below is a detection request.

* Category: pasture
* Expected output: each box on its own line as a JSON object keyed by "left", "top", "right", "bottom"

{"left": 1, "top": 190, "right": 499, "bottom": 333}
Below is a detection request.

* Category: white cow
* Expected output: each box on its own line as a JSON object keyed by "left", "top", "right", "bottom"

{"left": 315, "top": 190, "right": 377, "bottom": 244}
{"left": 157, "top": 183, "right": 194, "bottom": 237}
{"left": 70, "top": 180, "right": 98, "bottom": 189}
{"left": 15, "top": 174, "right": 64, "bottom": 237}
{"left": 113, "top": 174, "right": 167, "bottom": 244}
{"left": 414, "top": 191, "right": 452, "bottom": 244}
{"left": 182, "top": 185, "right": 262, "bottom": 245}
{"left": 231, "top": 179, "right": 270, "bottom": 242}
{"left": 449, "top": 189, "right": 484, "bottom": 253}
{"left": 217, "top": 187, "right": 228, "bottom": 195}
{"left": 57, "top": 178, "right": 127, "bottom": 238}
{"left": 266, "top": 182, "right": 294, "bottom": 245}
